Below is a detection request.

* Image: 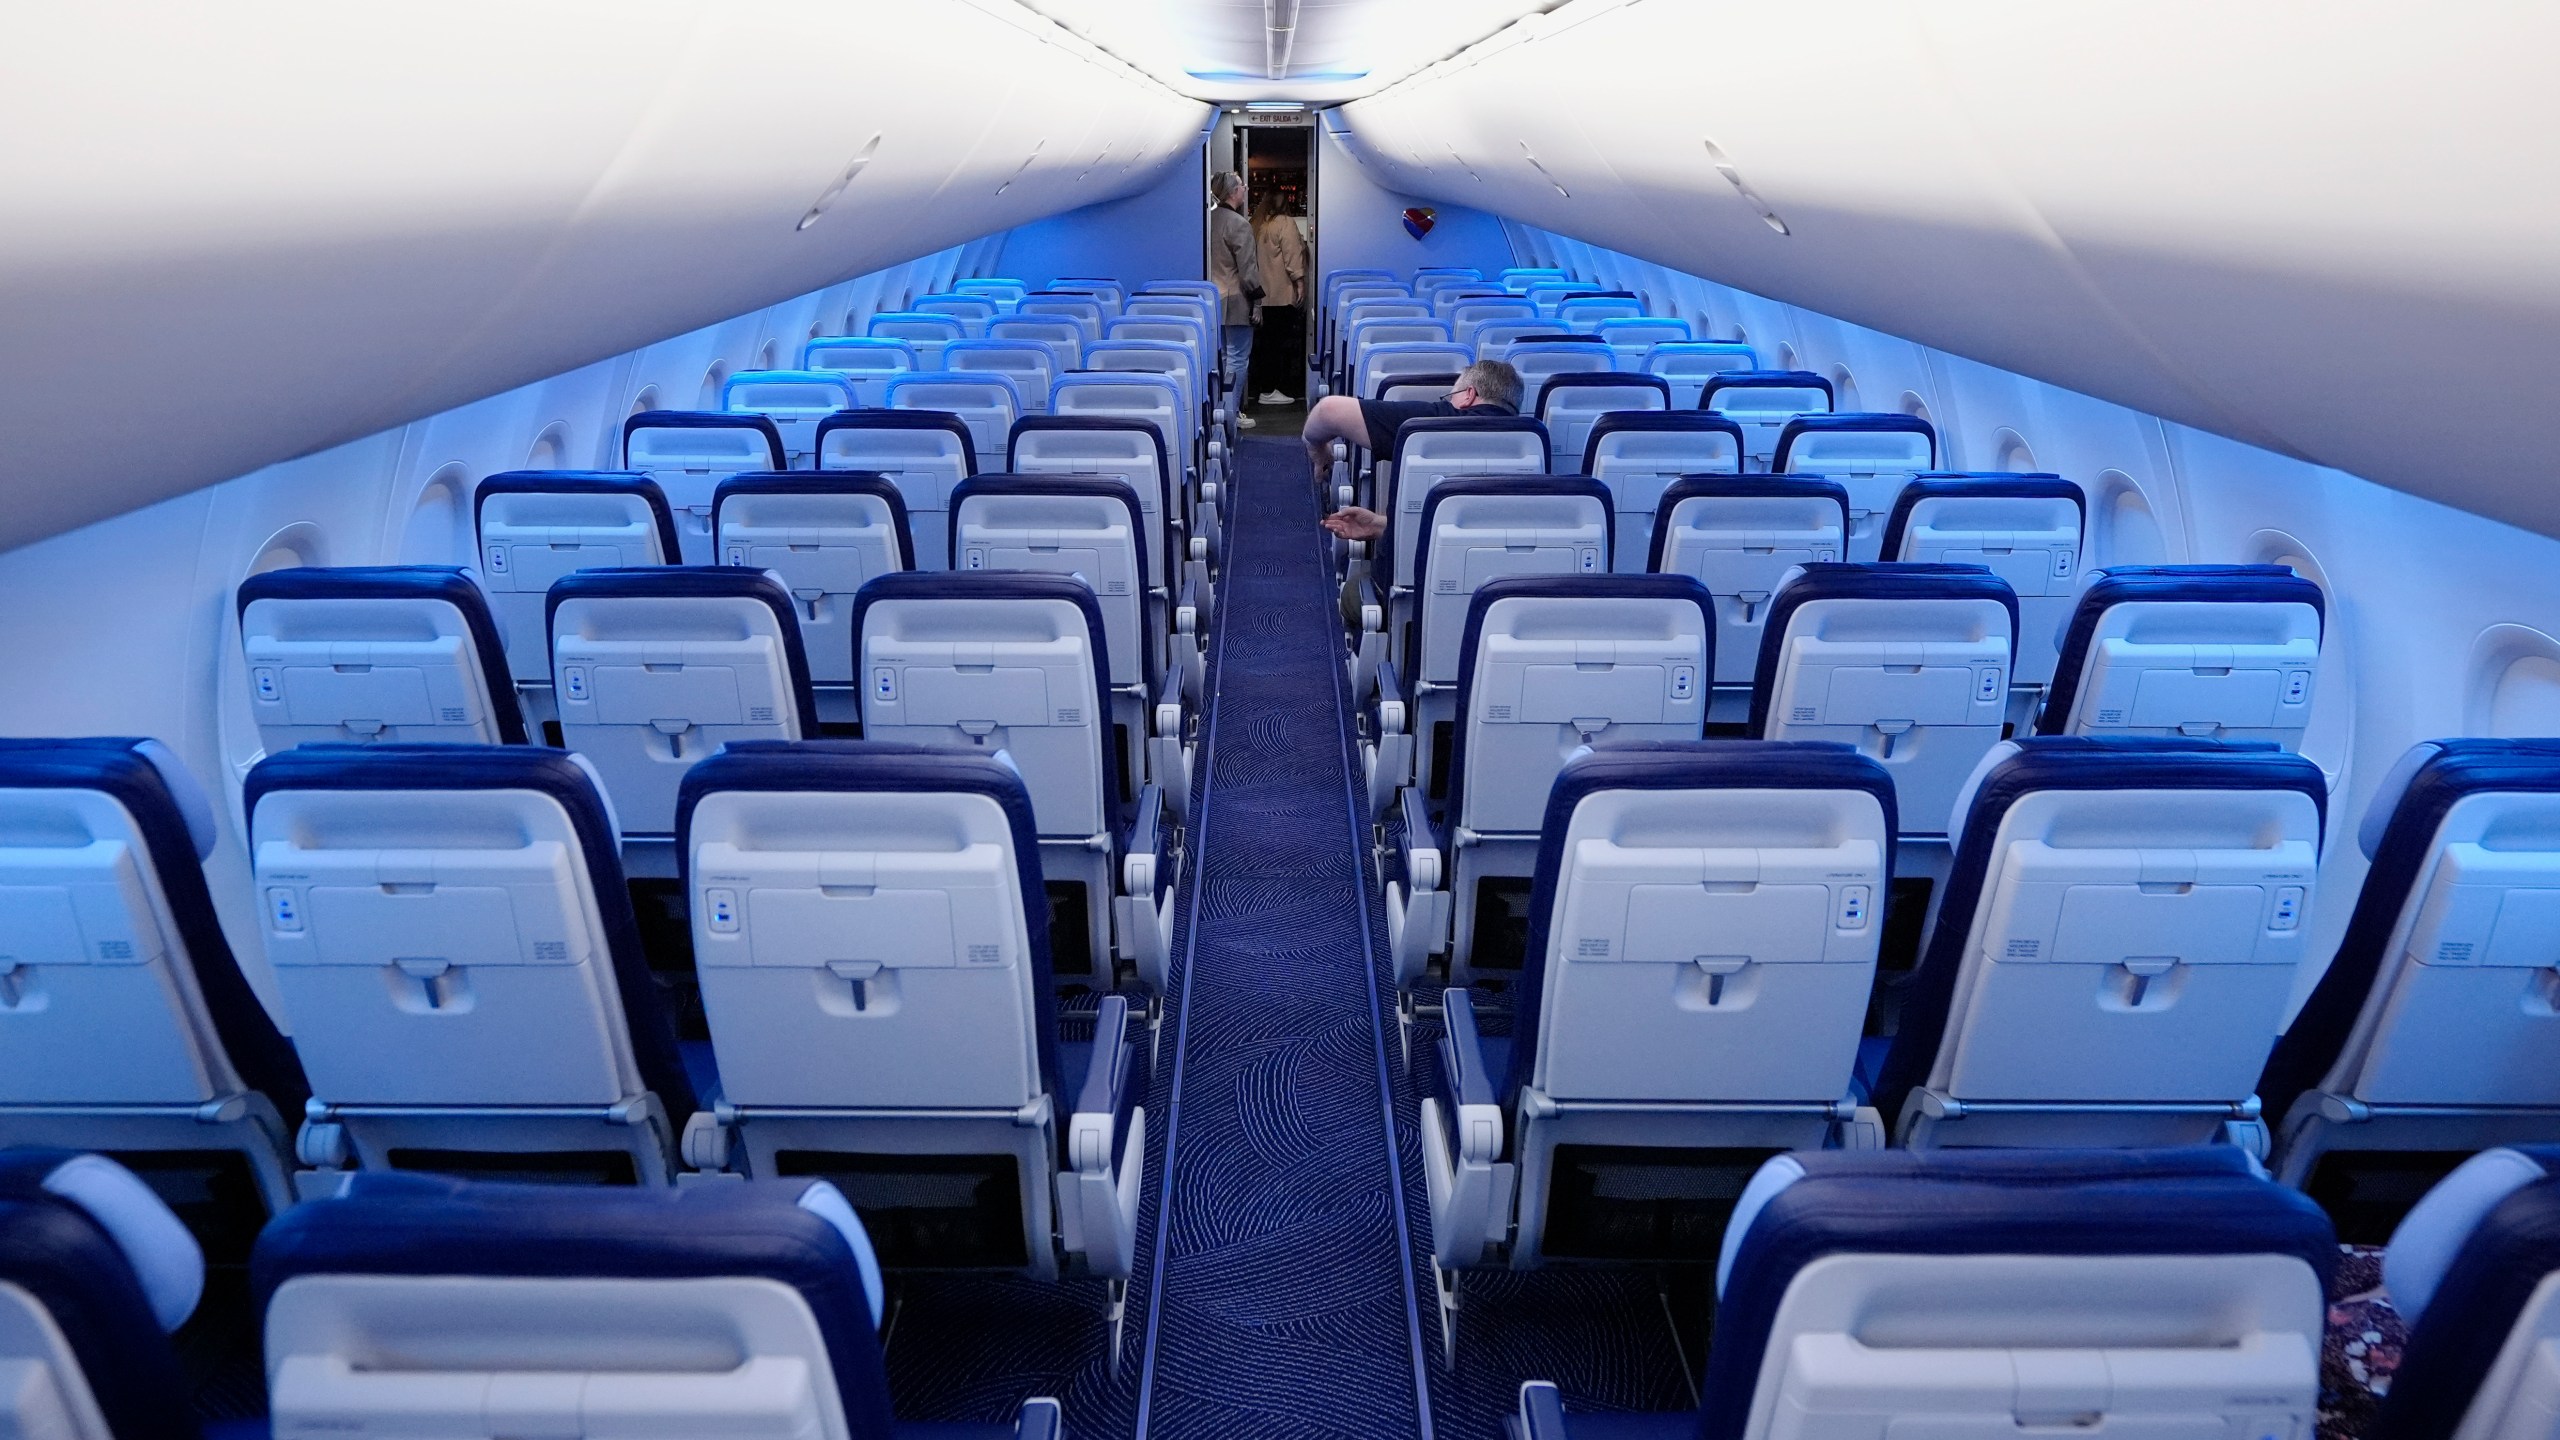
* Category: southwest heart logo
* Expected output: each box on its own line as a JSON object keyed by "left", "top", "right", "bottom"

{"left": 1402, "top": 207, "right": 1437, "bottom": 240}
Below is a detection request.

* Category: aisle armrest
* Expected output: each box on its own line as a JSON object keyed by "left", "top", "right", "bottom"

{"left": 1060, "top": 994, "right": 1145, "bottom": 1281}
{"left": 1384, "top": 783, "right": 1449, "bottom": 987}
{"left": 1116, "top": 781, "right": 1176, "bottom": 994}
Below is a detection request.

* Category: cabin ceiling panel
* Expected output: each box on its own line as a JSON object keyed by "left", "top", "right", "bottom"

{"left": 1340, "top": 0, "right": 2560, "bottom": 538}
{"left": 0, "top": 0, "right": 1206, "bottom": 553}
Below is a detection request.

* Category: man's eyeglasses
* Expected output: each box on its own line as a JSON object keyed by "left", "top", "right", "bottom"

{"left": 1444, "top": 385, "right": 1477, "bottom": 404}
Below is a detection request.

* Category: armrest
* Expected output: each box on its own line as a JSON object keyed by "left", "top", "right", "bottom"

{"left": 1072, "top": 994, "right": 1134, "bottom": 1121}
{"left": 1439, "top": 987, "right": 1496, "bottom": 1110}
{"left": 1382, "top": 784, "right": 1443, "bottom": 896}
{"left": 1515, "top": 1382, "right": 1571, "bottom": 1440}
{"left": 1369, "top": 659, "right": 1408, "bottom": 738}
{"left": 1436, "top": 987, "right": 1506, "bottom": 1168}
{"left": 1152, "top": 669, "right": 1184, "bottom": 739}
{"left": 1355, "top": 575, "right": 1385, "bottom": 636}
{"left": 1120, "top": 782, "right": 1172, "bottom": 904}
{"left": 1014, "top": 1396, "right": 1064, "bottom": 1440}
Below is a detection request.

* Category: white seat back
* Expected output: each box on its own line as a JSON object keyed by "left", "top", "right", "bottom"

{"left": 1708, "top": 375, "right": 1835, "bottom": 470}
{"left": 885, "top": 373, "right": 1021, "bottom": 469}
{"left": 1475, "top": 321, "right": 1557, "bottom": 359}
{"left": 986, "top": 317, "right": 1084, "bottom": 375}
{"left": 1356, "top": 342, "right": 1473, "bottom": 401}
{"left": 911, "top": 293, "right": 997, "bottom": 337}
{"left": 714, "top": 480, "right": 910, "bottom": 686}
{"left": 1644, "top": 341, "right": 1759, "bottom": 408}
{"left": 1413, "top": 486, "right": 1609, "bottom": 686}
{"left": 252, "top": 767, "right": 644, "bottom": 1109}
{"left": 1454, "top": 582, "right": 1711, "bottom": 835}
{"left": 241, "top": 569, "right": 520, "bottom": 749}
{"left": 1587, "top": 419, "right": 1747, "bottom": 570}
{"left": 865, "top": 313, "right": 965, "bottom": 369}
{"left": 1916, "top": 741, "right": 2323, "bottom": 1130}
{"left": 1754, "top": 565, "right": 2015, "bottom": 835}
{"left": 801, "top": 336, "right": 917, "bottom": 408}
{"left": 1773, "top": 416, "right": 1938, "bottom": 558}
{"left": 1556, "top": 296, "right": 1645, "bottom": 332}
{"left": 475, "top": 478, "right": 674, "bottom": 682}
{"left": 1654, "top": 482, "right": 1849, "bottom": 686}
{"left": 720, "top": 373, "right": 855, "bottom": 470}
{"left": 1536, "top": 376, "right": 1670, "bottom": 475}
{"left": 625, "top": 417, "right": 785, "bottom": 562}
{"left": 941, "top": 341, "right": 1057, "bottom": 416}
{"left": 1453, "top": 300, "right": 1541, "bottom": 346}
{"left": 814, "top": 416, "right": 975, "bottom": 573}
{"left": 1387, "top": 423, "right": 1552, "bottom": 589}
{"left": 2044, "top": 568, "right": 2325, "bottom": 750}
{"left": 953, "top": 277, "right": 1029, "bottom": 310}
{"left": 1597, "top": 317, "right": 1692, "bottom": 370}
{"left": 1015, "top": 296, "right": 1103, "bottom": 348}
{"left": 1506, "top": 345, "right": 1612, "bottom": 418}
{"left": 1050, "top": 375, "right": 1187, "bottom": 480}
{"left": 953, "top": 482, "right": 1147, "bottom": 692}
{"left": 0, "top": 767, "right": 238, "bottom": 1108}
{"left": 550, "top": 574, "right": 812, "bottom": 835}
{"left": 688, "top": 779, "right": 1044, "bottom": 1111}
{"left": 1007, "top": 423, "right": 1173, "bottom": 585}
{"left": 1536, "top": 761, "right": 1888, "bottom": 1104}
{"left": 855, "top": 586, "right": 1108, "bottom": 839}
{"left": 1886, "top": 478, "right": 2085, "bottom": 687}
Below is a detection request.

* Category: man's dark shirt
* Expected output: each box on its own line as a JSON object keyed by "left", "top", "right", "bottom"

{"left": 1359, "top": 398, "right": 1520, "bottom": 457}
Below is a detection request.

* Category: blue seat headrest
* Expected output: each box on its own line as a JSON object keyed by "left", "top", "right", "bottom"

{"left": 0, "top": 1152, "right": 202, "bottom": 1440}
{"left": 1875, "top": 472, "right": 2084, "bottom": 561}
{"left": 1645, "top": 476, "right": 1850, "bottom": 572}
{"left": 1699, "top": 1147, "right": 2335, "bottom": 1440}
{"left": 0, "top": 1149, "right": 201, "bottom": 1330}
{"left": 812, "top": 410, "right": 981, "bottom": 475}
{"left": 251, "top": 1173, "right": 898, "bottom": 1438}
{"left": 621, "top": 410, "right": 786, "bottom": 470}
{"left": 474, "top": 471, "right": 685, "bottom": 565}
{"left": 542, "top": 566, "right": 821, "bottom": 737}
{"left": 1700, "top": 370, "right": 1834, "bottom": 408}
{"left": 710, "top": 472, "right": 918, "bottom": 574}
{"left": 1770, "top": 411, "right": 1939, "bottom": 471}
{"left": 1749, "top": 563, "right": 2020, "bottom": 734}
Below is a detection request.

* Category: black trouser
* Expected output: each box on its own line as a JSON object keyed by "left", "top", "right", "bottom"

{"left": 1249, "top": 304, "right": 1304, "bottom": 400}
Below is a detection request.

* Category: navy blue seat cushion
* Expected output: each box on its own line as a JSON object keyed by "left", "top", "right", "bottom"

{"left": 243, "top": 744, "right": 697, "bottom": 1121}
{"left": 1769, "top": 412, "right": 1938, "bottom": 472}
{"left": 250, "top": 1172, "right": 899, "bottom": 1440}
{"left": 815, "top": 410, "right": 983, "bottom": 477}
{"left": 1412, "top": 477, "right": 1616, "bottom": 637}
{"left": 0, "top": 1189, "right": 201, "bottom": 1440}
{"left": 543, "top": 566, "right": 822, "bottom": 736}
{"left": 949, "top": 475, "right": 1157, "bottom": 684}
{"left": 1503, "top": 741, "right": 1894, "bottom": 1112}
{"left": 622, "top": 410, "right": 786, "bottom": 471}
{"left": 1644, "top": 477, "right": 1850, "bottom": 573}
{"left": 2379, "top": 1148, "right": 2560, "bottom": 1439}
{"left": 1580, "top": 411, "right": 1747, "bottom": 479}
{"left": 473, "top": 471, "right": 684, "bottom": 565}
{"left": 1697, "top": 370, "right": 1833, "bottom": 412}
{"left": 0, "top": 738, "right": 310, "bottom": 1120}
{"left": 847, "top": 571, "right": 1128, "bottom": 822}
{"left": 678, "top": 740, "right": 1063, "bottom": 1101}
{"left": 1699, "top": 1147, "right": 2336, "bottom": 1440}
{"left": 2037, "top": 566, "right": 2328, "bottom": 736}
{"left": 1441, "top": 575, "right": 1715, "bottom": 826}
{"left": 1876, "top": 473, "right": 2084, "bottom": 561}
{"left": 713, "top": 471, "right": 918, "bottom": 574}
{"left": 1747, "top": 563, "right": 2019, "bottom": 734}
{"left": 1869, "top": 737, "right": 2327, "bottom": 1127}
{"left": 2259, "top": 739, "right": 2560, "bottom": 1127}
{"left": 1535, "top": 370, "right": 1674, "bottom": 416}
{"left": 236, "top": 566, "right": 528, "bottom": 743}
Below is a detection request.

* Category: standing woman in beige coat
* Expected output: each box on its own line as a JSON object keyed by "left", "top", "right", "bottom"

{"left": 1251, "top": 193, "right": 1309, "bottom": 406}
{"left": 1206, "top": 170, "right": 1264, "bottom": 428}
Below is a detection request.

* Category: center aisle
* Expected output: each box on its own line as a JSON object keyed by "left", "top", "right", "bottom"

{"left": 1134, "top": 431, "right": 1435, "bottom": 1440}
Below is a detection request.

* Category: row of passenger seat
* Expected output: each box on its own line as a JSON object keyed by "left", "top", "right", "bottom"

{"left": 0, "top": 734, "right": 1154, "bottom": 1353}
{"left": 1317, "top": 267, "right": 2556, "bottom": 1355}
{"left": 24, "top": 1136, "right": 2560, "bottom": 1439}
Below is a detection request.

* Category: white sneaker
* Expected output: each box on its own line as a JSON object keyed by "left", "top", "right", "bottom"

{"left": 1259, "top": 390, "right": 1293, "bottom": 405}
{"left": 1237, "top": 414, "right": 1258, "bottom": 429}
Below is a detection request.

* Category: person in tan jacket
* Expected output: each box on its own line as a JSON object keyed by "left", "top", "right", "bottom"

{"left": 1206, "top": 171, "right": 1264, "bottom": 427}
{"left": 1251, "top": 195, "right": 1309, "bottom": 405}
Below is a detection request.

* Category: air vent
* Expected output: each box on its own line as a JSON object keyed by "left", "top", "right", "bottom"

{"left": 1519, "top": 141, "right": 1569, "bottom": 198}
{"left": 1702, "top": 138, "right": 1789, "bottom": 236}
{"left": 798, "top": 135, "right": 882, "bottom": 232}
{"left": 995, "top": 140, "right": 1045, "bottom": 196}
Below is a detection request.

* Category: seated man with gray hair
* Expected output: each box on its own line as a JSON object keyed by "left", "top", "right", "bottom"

{"left": 1311, "top": 358, "right": 1525, "bottom": 541}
